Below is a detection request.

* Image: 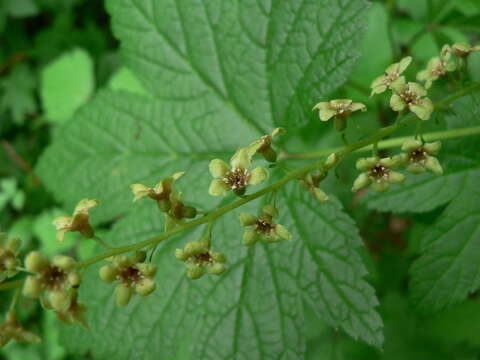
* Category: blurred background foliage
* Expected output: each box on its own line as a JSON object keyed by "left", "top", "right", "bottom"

{"left": 0, "top": 0, "right": 480, "bottom": 359}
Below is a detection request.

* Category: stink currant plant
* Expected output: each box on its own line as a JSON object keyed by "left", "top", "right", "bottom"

{"left": 2, "top": 3, "right": 480, "bottom": 357}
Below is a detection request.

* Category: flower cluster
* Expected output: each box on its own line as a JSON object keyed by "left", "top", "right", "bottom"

{"left": 0, "top": 311, "right": 41, "bottom": 347}
{"left": 0, "top": 234, "right": 21, "bottom": 283}
{"left": 417, "top": 45, "right": 456, "bottom": 89}
{"left": 352, "top": 156, "right": 405, "bottom": 193}
{"left": 313, "top": 99, "right": 366, "bottom": 131}
{"left": 99, "top": 251, "right": 157, "bottom": 307}
{"left": 352, "top": 139, "right": 443, "bottom": 193}
{"left": 417, "top": 42, "right": 480, "bottom": 89}
{"left": 175, "top": 238, "right": 226, "bottom": 280}
{"left": 209, "top": 147, "right": 269, "bottom": 196}
{"left": 53, "top": 199, "right": 99, "bottom": 242}
{"left": 131, "top": 172, "right": 197, "bottom": 219}
{"left": 244, "top": 128, "right": 285, "bottom": 162}
{"left": 390, "top": 78, "right": 434, "bottom": 120}
{"left": 400, "top": 139, "right": 443, "bottom": 175}
{"left": 370, "top": 56, "right": 412, "bottom": 96}
{"left": 240, "top": 205, "right": 292, "bottom": 246}
{"left": 299, "top": 172, "right": 329, "bottom": 203}
{"left": 23, "top": 252, "right": 82, "bottom": 311}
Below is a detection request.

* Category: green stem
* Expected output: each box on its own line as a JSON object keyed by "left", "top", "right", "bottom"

{"left": 281, "top": 126, "right": 480, "bottom": 160}
{"left": 92, "top": 236, "right": 113, "bottom": 250}
{"left": 0, "top": 279, "right": 23, "bottom": 291}
{"left": 76, "top": 84, "right": 480, "bottom": 269}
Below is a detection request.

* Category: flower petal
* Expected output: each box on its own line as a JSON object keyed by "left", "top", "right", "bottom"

{"left": 248, "top": 167, "right": 269, "bottom": 185}
{"left": 209, "top": 159, "right": 230, "bottom": 178}
{"left": 208, "top": 179, "right": 230, "bottom": 196}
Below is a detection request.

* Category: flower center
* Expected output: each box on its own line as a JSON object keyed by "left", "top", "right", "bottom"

{"left": 401, "top": 88, "right": 420, "bottom": 105}
{"left": 369, "top": 164, "right": 389, "bottom": 182}
{"left": 43, "top": 266, "right": 67, "bottom": 290}
{"left": 385, "top": 71, "right": 399, "bottom": 83}
{"left": 223, "top": 168, "right": 250, "bottom": 190}
{"left": 119, "top": 266, "right": 144, "bottom": 287}
{"left": 191, "top": 252, "right": 213, "bottom": 267}
{"left": 409, "top": 148, "right": 427, "bottom": 163}
{"left": 255, "top": 218, "right": 275, "bottom": 234}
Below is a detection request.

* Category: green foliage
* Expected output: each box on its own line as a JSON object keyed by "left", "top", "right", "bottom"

{"left": 2, "top": 0, "right": 480, "bottom": 359}
{"left": 40, "top": 48, "right": 94, "bottom": 123}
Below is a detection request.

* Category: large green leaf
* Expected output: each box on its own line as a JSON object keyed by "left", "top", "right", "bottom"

{"left": 58, "top": 185, "right": 381, "bottom": 359}
{"left": 106, "top": 0, "right": 368, "bottom": 132}
{"left": 36, "top": 0, "right": 379, "bottom": 356}
{"left": 409, "top": 171, "right": 480, "bottom": 311}
{"left": 37, "top": 90, "right": 257, "bottom": 222}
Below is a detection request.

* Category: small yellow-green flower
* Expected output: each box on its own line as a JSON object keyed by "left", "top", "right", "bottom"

{"left": 52, "top": 290, "right": 88, "bottom": 329}
{"left": 299, "top": 173, "right": 329, "bottom": 203}
{"left": 450, "top": 42, "right": 480, "bottom": 58}
{"left": 370, "top": 56, "right": 412, "bottom": 96}
{"left": 99, "top": 251, "right": 157, "bottom": 307}
{"left": 400, "top": 139, "right": 443, "bottom": 175}
{"left": 131, "top": 172, "right": 184, "bottom": 212}
{"left": 244, "top": 128, "right": 285, "bottom": 162}
{"left": 0, "top": 234, "right": 21, "bottom": 283}
{"left": 240, "top": 204, "right": 292, "bottom": 246}
{"left": 23, "top": 252, "right": 81, "bottom": 312}
{"left": 0, "top": 311, "right": 41, "bottom": 347}
{"left": 52, "top": 199, "right": 99, "bottom": 242}
{"left": 417, "top": 45, "right": 456, "bottom": 88}
{"left": 352, "top": 156, "right": 405, "bottom": 193}
{"left": 175, "top": 238, "right": 226, "bottom": 280}
{"left": 313, "top": 99, "right": 366, "bottom": 131}
{"left": 209, "top": 148, "right": 268, "bottom": 196}
{"left": 390, "top": 78, "right": 434, "bottom": 120}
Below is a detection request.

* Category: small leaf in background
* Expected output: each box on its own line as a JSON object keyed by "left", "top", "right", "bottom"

{"left": 0, "top": 63, "right": 37, "bottom": 124}
{"left": 33, "top": 207, "right": 75, "bottom": 256}
{"left": 4, "top": 0, "right": 39, "bottom": 18}
{"left": 40, "top": 47, "right": 94, "bottom": 123}
{"left": 108, "top": 66, "right": 150, "bottom": 97}
{"left": 0, "top": 177, "right": 25, "bottom": 211}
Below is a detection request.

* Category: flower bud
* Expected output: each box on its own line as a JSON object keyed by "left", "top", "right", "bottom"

{"left": 157, "top": 198, "right": 171, "bottom": 212}
{"left": 135, "top": 278, "right": 156, "bottom": 296}
{"left": 115, "top": 284, "right": 133, "bottom": 307}
{"left": 181, "top": 205, "right": 197, "bottom": 219}
{"left": 313, "top": 188, "right": 329, "bottom": 203}
{"left": 325, "top": 153, "right": 338, "bottom": 170}
{"left": 175, "top": 249, "right": 188, "bottom": 261}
